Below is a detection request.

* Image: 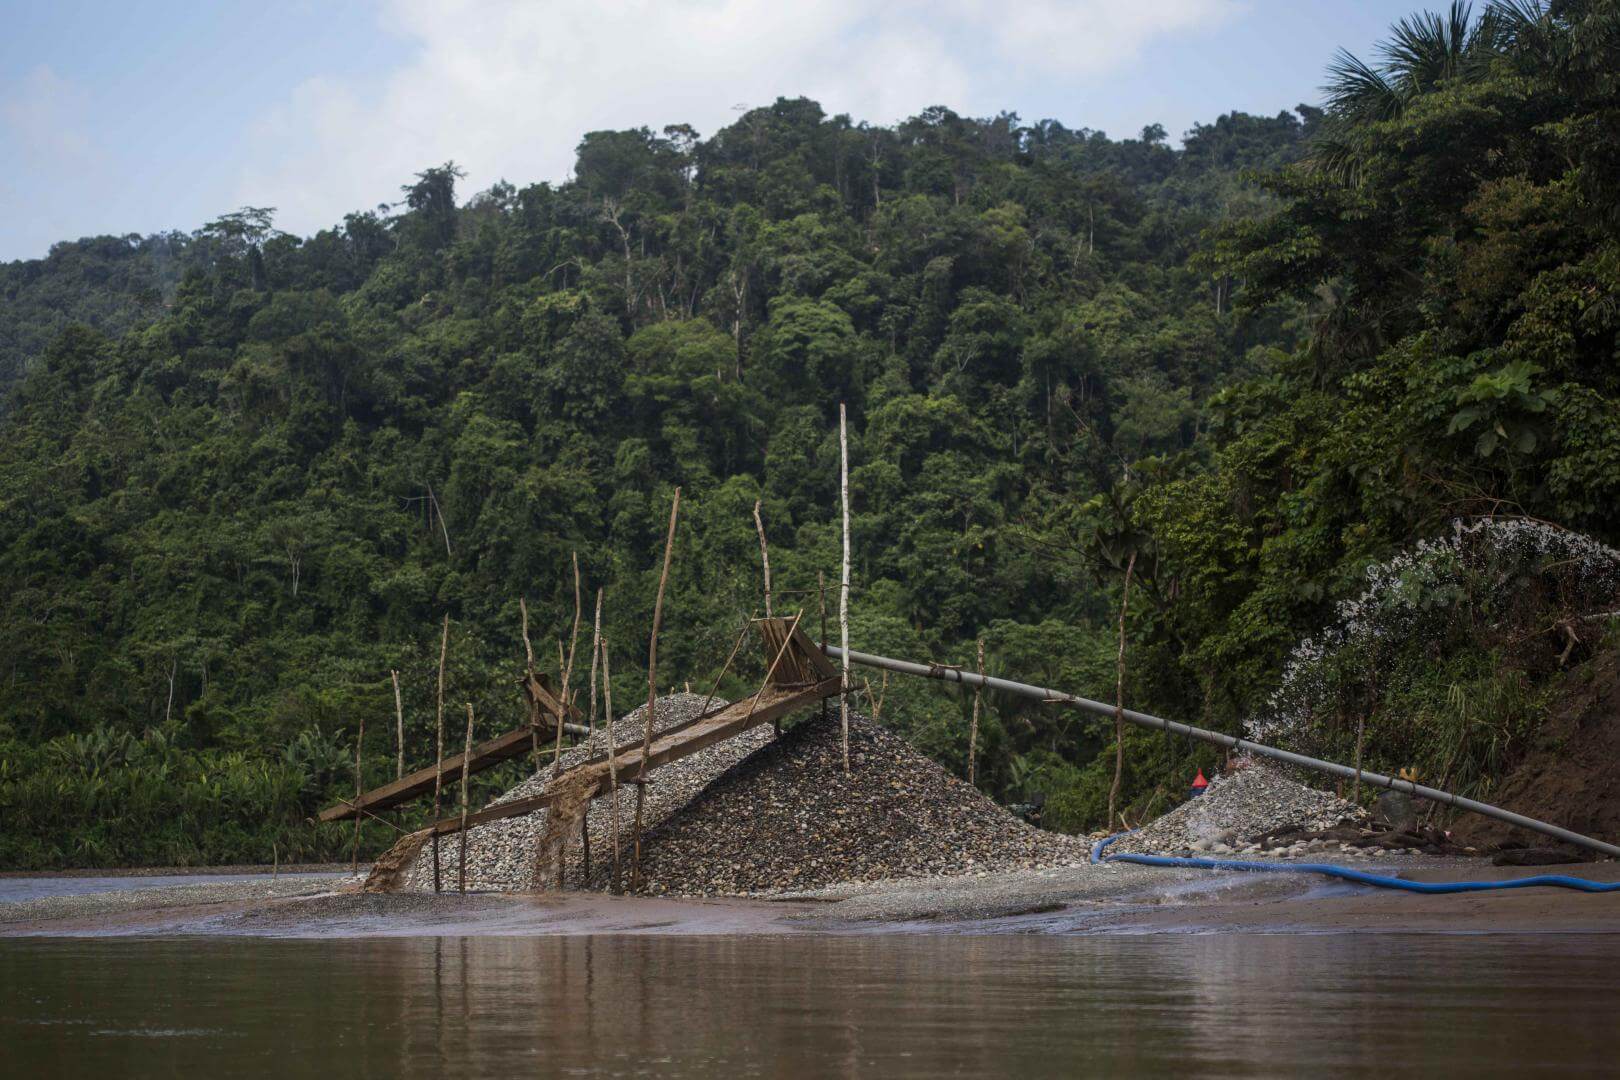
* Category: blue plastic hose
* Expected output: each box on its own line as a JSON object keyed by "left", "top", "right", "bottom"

{"left": 1089, "top": 833, "right": 1620, "bottom": 894}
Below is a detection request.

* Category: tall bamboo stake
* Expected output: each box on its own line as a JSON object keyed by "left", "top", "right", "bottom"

{"left": 753, "top": 498, "right": 773, "bottom": 618}
{"left": 520, "top": 595, "right": 541, "bottom": 769}
{"left": 351, "top": 711, "right": 365, "bottom": 871}
{"left": 603, "top": 640, "right": 623, "bottom": 893}
{"left": 390, "top": 669, "right": 404, "bottom": 780}
{"left": 839, "top": 402, "right": 851, "bottom": 773}
{"left": 818, "top": 570, "right": 828, "bottom": 724}
{"left": 432, "top": 613, "right": 448, "bottom": 893}
{"left": 554, "top": 552, "right": 583, "bottom": 777}
{"left": 631, "top": 783, "right": 647, "bottom": 892}
{"left": 635, "top": 487, "right": 680, "bottom": 890}
{"left": 459, "top": 702, "right": 474, "bottom": 894}
{"left": 968, "top": 638, "right": 983, "bottom": 785}
{"left": 1108, "top": 550, "right": 1137, "bottom": 830}
{"left": 587, "top": 587, "right": 603, "bottom": 736}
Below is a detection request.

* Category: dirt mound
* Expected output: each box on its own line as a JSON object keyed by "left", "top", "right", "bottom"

{"left": 1449, "top": 648, "right": 1620, "bottom": 853}
{"left": 1110, "top": 763, "right": 1364, "bottom": 857}
{"left": 604, "top": 709, "right": 1087, "bottom": 896}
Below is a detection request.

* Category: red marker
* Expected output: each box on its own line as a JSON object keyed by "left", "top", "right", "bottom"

{"left": 1189, "top": 769, "right": 1208, "bottom": 798}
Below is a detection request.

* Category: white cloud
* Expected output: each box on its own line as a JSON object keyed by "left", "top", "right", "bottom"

{"left": 235, "top": 0, "right": 1239, "bottom": 237}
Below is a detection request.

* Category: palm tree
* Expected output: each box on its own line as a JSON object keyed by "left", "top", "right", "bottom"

{"left": 1315, "top": 2, "right": 1495, "bottom": 181}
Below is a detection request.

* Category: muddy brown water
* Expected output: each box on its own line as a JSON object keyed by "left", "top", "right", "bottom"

{"left": 2, "top": 933, "right": 1616, "bottom": 1076}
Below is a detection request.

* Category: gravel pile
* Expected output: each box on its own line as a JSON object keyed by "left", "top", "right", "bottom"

{"left": 607, "top": 708, "right": 1089, "bottom": 896}
{"left": 399, "top": 693, "right": 773, "bottom": 892}
{"left": 1109, "top": 763, "right": 1366, "bottom": 858}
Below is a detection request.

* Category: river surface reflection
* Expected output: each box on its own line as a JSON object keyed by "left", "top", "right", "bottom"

{"left": 3, "top": 933, "right": 1615, "bottom": 1076}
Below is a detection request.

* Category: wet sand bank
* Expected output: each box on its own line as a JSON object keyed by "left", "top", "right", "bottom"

{"left": 3, "top": 857, "right": 1616, "bottom": 937}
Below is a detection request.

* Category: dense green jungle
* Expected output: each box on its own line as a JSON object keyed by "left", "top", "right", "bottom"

{"left": 3, "top": 1, "right": 1618, "bottom": 869}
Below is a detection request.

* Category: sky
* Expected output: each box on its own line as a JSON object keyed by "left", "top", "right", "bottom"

{"left": 1, "top": 0, "right": 1425, "bottom": 263}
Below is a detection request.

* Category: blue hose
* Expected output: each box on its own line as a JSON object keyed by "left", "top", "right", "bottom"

{"left": 1089, "top": 833, "right": 1620, "bottom": 894}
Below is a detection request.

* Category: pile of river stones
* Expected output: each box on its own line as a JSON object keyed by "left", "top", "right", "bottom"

{"left": 1107, "top": 763, "right": 1462, "bottom": 859}
{"left": 608, "top": 708, "right": 1089, "bottom": 896}
{"left": 402, "top": 693, "right": 1089, "bottom": 895}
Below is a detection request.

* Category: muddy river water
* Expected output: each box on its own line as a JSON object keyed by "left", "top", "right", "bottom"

{"left": 3, "top": 931, "right": 1616, "bottom": 1076}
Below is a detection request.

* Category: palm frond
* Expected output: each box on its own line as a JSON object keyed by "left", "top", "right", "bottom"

{"left": 1380, "top": 1, "right": 1476, "bottom": 92}
{"left": 1324, "top": 48, "right": 1404, "bottom": 122}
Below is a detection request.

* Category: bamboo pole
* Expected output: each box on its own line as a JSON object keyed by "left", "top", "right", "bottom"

{"left": 635, "top": 487, "right": 681, "bottom": 890}
{"left": 753, "top": 498, "right": 773, "bottom": 618}
{"left": 699, "top": 609, "right": 756, "bottom": 720}
{"left": 520, "top": 596, "right": 541, "bottom": 768}
{"left": 351, "top": 711, "right": 365, "bottom": 871}
{"left": 587, "top": 588, "right": 603, "bottom": 736}
{"left": 838, "top": 402, "right": 851, "bottom": 773}
{"left": 391, "top": 669, "right": 405, "bottom": 780}
{"left": 554, "top": 552, "right": 583, "bottom": 777}
{"left": 1108, "top": 551, "right": 1137, "bottom": 830}
{"left": 603, "top": 640, "right": 623, "bottom": 893}
{"left": 459, "top": 702, "right": 474, "bottom": 894}
{"left": 968, "top": 638, "right": 983, "bottom": 786}
{"left": 432, "top": 613, "right": 448, "bottom": 893}
{"left": 631, "top": 783, "right": 647, "bottom": 893}
{"left": 818, "top": 570, "right": 828, "bottom": 724}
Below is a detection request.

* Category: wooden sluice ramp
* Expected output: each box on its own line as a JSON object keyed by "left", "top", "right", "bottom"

{"left": 362, "top": 618, "right": 839, "bottom": 891}
{"left": 319, "top": 675, "right": 578, "bottom": 823}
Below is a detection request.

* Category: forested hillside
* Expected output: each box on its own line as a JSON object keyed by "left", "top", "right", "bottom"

{"left": 3, "top": 0, "right": 1616, "bottom": 869}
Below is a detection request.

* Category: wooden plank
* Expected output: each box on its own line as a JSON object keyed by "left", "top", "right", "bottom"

{"left": 319, "top": 725, "right": 538, "bottom": 822}
{"left": 753, "top": 617, "right": 836, "bottom": 685}
{"left": 322, "top": 673, "right": 585, "bottom": 824}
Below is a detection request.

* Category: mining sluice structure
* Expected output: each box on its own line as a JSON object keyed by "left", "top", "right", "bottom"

{"left": 333, "top": 618, "right": 841, "bottom": 893}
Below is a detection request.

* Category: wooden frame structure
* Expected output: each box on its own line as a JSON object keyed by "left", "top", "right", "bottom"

{"left": 361, "top": 618, "right": 836, "bottom": 891}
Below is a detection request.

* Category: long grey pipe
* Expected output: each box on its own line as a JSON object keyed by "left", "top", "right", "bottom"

{"left": 827, "top": 645, "right": 1620, "bottom": 860}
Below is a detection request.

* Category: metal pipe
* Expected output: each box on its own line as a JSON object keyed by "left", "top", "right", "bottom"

{"left": 827, "top": 645, "right": 1620, "bottom": 861}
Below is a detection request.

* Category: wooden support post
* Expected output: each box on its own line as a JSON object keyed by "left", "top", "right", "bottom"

{"left": 839, "top": 402, "right": 851, "bottom": 773}
{"left": 631, "top": 782, "right": 647, "bottom": 893}
{"left": 432, "top": 613, "right": 448, "bottom": 894}
{"left": 700, "top": 610, "right": 755, "bottom": 720}
{"left": 587, "top": 588, "right": 603, "bottom": 736}
{"left": 818, "top": 571, "right": 828, "bottom": 724}
{"left": 554, "top": 552, "right": 583, "bottom": 777}
{"left": 968, "top": 639, "right": 983, "bottom": 786}
{"left": 520, "top": 595, "right": 540, "bottom": 768}
{"left": 753, "top": 498, "right": 773, "bottom": 619}
{"left": 635, "top": 488, "right": 680, "bottom": 891}
{"left": 391, "top": 669, "right": 405, "bottom": 780}
{"left": 459, "top": 702, "right": 474, "bottom": 894}
{"left": 603, "top": 641, "right": 622, "bottom": 894}
{"left": 351, "top": 711, "right": 365, "bottom": 872}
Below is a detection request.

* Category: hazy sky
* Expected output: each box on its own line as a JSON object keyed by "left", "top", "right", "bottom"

{"left": 2, "top": 0, "right": 1424, "bottom": 262}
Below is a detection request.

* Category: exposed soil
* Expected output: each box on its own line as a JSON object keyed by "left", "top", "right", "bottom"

{"left": 1449, "top": 647, "right": 1620, "bottom": 852}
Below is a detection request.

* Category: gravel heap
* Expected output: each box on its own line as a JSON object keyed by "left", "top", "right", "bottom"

{"left": 1109, "top": 763, "right": 1366, "bottom": 858}
{"left": 607, "top": 708, "right": 1089, "bottom": 896}
{"left": 399, "top": 693, "right": 773, "bottom": 892}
